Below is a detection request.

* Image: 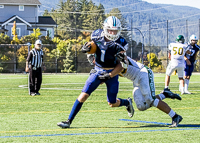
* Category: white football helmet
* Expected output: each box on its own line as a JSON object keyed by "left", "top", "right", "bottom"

{"left": 189, "top": 34, "right": 198, "bottom": 44}
{"left": 103, "top": 16, "right": 122, "bottom": 41}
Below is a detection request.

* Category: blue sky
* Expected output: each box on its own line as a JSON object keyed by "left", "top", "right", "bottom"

{"left": 144, "top": 0, "right": 200, "bottom": 9}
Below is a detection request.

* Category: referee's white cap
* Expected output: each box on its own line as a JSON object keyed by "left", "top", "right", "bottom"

{"left": 35, "top": 39, "right": 42, "bottom": 45}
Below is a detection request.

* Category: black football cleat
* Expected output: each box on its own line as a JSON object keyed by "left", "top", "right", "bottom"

{"left": 169, "top": 114, "right": 183, "bottom": 128}
{"left": 57, "top": 120, "right": 71, "bottom": 128}
{"left": 163, "top": 89, "right": 182, "bottom": 100}
{"left": 126, "top": 97, "right": 134, "bottom": 118}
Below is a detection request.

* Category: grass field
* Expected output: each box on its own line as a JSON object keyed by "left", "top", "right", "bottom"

{"left": 0, "top": 73, "right": 200, "bottom": 143}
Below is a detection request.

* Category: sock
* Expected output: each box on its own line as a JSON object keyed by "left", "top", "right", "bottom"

{"left": 180, "top": 86, "right": 184, "bottom": 93}
{"left": 165, "top": 86, "right": 169, "bottom": 89}
{"left": 118, "top": 98, "right": 129, "bottom": 107}
{"left": 185, "top": 79, "right": 189, "bottom": 91}
{"left": 68, "top": 99, "right": 83, "bottom": 122}
{"left": 168, "top": 109, "right": 176, "bottom": 118}
{"left": 158, "top": 93, "right": 166, "bottom": 100}
{"left": 152, "top": 98, "right": 159, "bottom": 107}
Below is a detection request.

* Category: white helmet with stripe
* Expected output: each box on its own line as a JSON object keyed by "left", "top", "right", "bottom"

{"left": 103, "top": 16, "right": 122, "bottom": 41}
{"left": 189, "top": 34, "right": 198, "bottom": 44}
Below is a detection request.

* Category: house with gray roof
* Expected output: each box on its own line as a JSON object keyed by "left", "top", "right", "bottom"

{"left": 0, "top": 0, "right": 57, "bottom": 39}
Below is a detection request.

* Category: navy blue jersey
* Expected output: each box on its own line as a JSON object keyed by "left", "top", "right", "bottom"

{"left": 185, "top": 44, "right": 200, "bottom": 63}
{"left": 91, "top": 29, "right": 128, "bottom": 68}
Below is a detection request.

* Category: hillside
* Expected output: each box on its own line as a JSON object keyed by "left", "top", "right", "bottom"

{"left": 38, "top": 0, "right": 200, "bottom": 46}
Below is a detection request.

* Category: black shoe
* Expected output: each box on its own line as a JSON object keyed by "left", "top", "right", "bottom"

{"left": 169, "top": 114, "right": 183, "bottom": 128}
{"left": 162, "top": 88, "right": 170, "bottom": 93}
{"left": 126, "top": 97, "right": 134, "bottom": 118}
{"left": 35, "top": 92, "right": 40, "bottom": 95}
{"left": 163, "top": 89, "right": 182, "bottom": 100}
{"left": 57, "top": 120, "right": 71, "bottom": 128}
{"left": 30, "top": 92, "right": 36, "bottom": 96}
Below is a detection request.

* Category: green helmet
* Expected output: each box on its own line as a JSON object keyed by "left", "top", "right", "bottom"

{"left": 176, "top": 35, "right": 185, "bottom": 43}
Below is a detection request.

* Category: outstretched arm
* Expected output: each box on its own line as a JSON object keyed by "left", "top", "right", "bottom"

{"left": 109, "top": 61, "right": 124, "bottom": 78}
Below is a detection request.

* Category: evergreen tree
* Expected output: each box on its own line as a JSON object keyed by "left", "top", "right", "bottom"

{"left": 61, "top": 42, "right": 75, "bottom": 73}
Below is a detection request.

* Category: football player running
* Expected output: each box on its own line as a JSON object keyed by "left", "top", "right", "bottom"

{"left": 98, "top": 52, "right": 183, "bottom": 128}
{"left": 164, "top": 35, "right": 190, "bottom": 94}
{"left": 57, "top": 16, "right": 134, "bottom": 128}
{"left": 183, "top": 34, "right": 200, "bottom": 94}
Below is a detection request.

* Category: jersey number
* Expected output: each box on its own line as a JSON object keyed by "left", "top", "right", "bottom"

{"left": 100, "top": 50, "right": 106, "bottom": 62}
{"left": 189, "top": 49, "right": 195, "bottom": 56}
{"left": 173, "top": 47, "right": 183, "bottom": 55}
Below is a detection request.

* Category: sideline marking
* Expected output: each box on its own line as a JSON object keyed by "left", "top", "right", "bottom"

{"left": 119, "top": 119, "right": 200, "bottom": 127}
{"left": 18, "top": 83, "right": 200, "bottom": 92}
{"left": 0, "top": 106, "right": 200, "bottom": 115}
{"left": 0, "top": 128, "right": 200, "bottom": 138}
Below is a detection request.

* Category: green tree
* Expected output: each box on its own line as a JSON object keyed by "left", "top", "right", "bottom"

{"left": 30, "top": 28, "right": 42, "bottom": 39}
{"left": 147, "top": 53, "right": 162, "bottom": 69}
{"left": 0, "top": 33, "right": 11, "bottom": 44}
{"left": 61, "top": 42, "right": 75, "bottom": 73}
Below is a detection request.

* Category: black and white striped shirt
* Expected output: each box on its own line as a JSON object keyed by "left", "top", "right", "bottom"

{"left": 27, "top": 48, "right": 43, "bottom": 68}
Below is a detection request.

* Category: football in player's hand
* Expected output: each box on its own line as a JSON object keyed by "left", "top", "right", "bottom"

{"left": 87, "top": 41, "right": 97, "bottom": 54}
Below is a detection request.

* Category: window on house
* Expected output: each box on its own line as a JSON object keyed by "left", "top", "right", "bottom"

{"left": 0, "top": 5, "right": 4, "bottom": 8}
{"left": 19, "top": 5, "right": 24, "bottom": 11}
{"left": 29, "top": 31, "right": 33, "bottom": 35}
{"left": 16, "top": 28, "right": 21, "bottom": 36}
{"left": 47, "top": 28, "right": 53, "bottom": 38}
{"left": 11, "top": 27, "right": 21, "bottom": 36}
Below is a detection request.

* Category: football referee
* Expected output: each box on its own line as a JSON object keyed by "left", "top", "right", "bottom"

{"left": 25, "top": 39, "right": 46, "bottom": 96}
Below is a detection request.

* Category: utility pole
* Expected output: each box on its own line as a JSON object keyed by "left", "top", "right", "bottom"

{"left": 149, "top": 20, "right": 151, "bottom": 68}
{"left": 186, "top": 20, "right": 188, "bottom": 43}
{"left": 133, "top": 27, "right": 144, "bottom": 64}
{"left": 131, "top": 19, "right": 133, "bottom": 59}
{"left": 199, "top": 19, "right": 200, "bottom": 42}
{"left": 75, "top": 10, "right": 77, "bottom": 73}
{"left": 167, "top": 20, "right": 169, "bottom": 66}
{"left": 56, "top": 17, "right": 58, "bottom": 73}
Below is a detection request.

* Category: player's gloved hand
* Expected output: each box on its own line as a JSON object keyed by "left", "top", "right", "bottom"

{"left": 98, "top": 72, "right": 111, "bottom": 82}
{"left": 115, "top": 52, "right": 126, "bottom": 62}
{"left": 115, "top": 52, "right": 128, "bottom": 69}
{"left": 81, "top": 42, "right": 91, "bottom": 53}
{"left": 87, "top": 54, "right": 95, "bottom": 65}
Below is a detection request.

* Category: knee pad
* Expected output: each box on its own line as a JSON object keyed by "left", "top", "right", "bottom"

{"left": 137, "top": 102, "right": 148, "bottom": 111}
{"left": 133, "top": 87, "right": 150, "bottom": 111}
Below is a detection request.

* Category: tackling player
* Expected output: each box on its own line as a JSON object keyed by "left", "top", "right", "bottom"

{"left": 98, "top": 53, "right": 183, "bottom": 128}
{"left": 57, "top": 16, "right": 134, "bottom": 128}
{"left": 164, "top": 35, "right": 190, "bottom": 94}
{"left": 184, "top": 34, "right": 200, "bottom": 94}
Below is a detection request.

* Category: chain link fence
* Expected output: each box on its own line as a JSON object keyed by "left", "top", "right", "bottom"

{"left": 0, "top": 44, "right": 199, "bottom": 73}
{"left": 0, "top": 44, "right": 93, "bottom": 73}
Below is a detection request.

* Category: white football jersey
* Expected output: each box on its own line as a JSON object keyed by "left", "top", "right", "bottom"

{"left": 169, "top": 42, "right": 188, "bottom": 66}
{"left": 121, "top": 57, "right": 144, "bottom": 82}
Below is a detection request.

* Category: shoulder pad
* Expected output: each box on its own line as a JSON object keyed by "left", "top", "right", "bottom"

{"left": 91, "top": 29, "right": 104, "bottom": 40}
{"left": 115, "top": 36, "right": 128, "bottom": 51}
{"left": 195, "top": 44, "right": 200, "bottom": 50}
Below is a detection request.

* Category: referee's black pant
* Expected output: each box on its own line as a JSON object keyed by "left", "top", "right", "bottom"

{"left": 29, "top": 67, "right": 42, "bottom": 94}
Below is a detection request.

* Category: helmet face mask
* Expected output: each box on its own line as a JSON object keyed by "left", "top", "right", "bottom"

{"left": 103, "top": 16, "right": 122, "bottom": 41}
{"left": 176, "top": 35, "right": 185, "bottom": 44}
